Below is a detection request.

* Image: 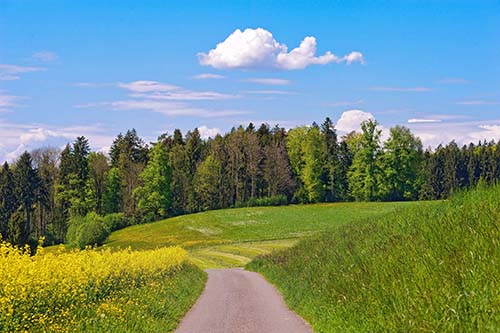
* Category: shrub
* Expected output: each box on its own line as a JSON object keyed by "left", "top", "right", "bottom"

{"left": 102, "top": 213, "right": 131, "bottom": 232}
{"left": 66, "top": 212, "right": 110, "bottom": 249}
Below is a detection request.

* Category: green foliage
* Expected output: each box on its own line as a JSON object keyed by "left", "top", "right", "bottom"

{"left": 86, "top": 152, "right": 109, "bottom": 214}
{"left": 248, "top": 185, "right": 500, "bottom": 332}
{"left": 5, "top": 121, "right": 500, "bottom": 250}
{"left": 66, "top": 212, "right": 110, "bottom": 249}
{"left": 13, "top": 151, "right": 41, "bottom": 245}
{"left": 7, "top": 209, "right": 27, "bottom": 246}
{"left": 193, "top": 155, "right": 221, "bottom": 211}
{"left": 134, "top": 142, "right": 172, "bottom": 223}
{"left": 103, "top": 167, "right": 122, "bottom": 214}
{"left": 348, "top": 119, "right": 382, "bottom": 201}
{"left": 246, "top": 194, "right": 288, "bottom": 207}
{"left": 378, "top": 126, "right": 423, "bottom": 201}
{"left": 0, "top": 162, "right": 16, "bottom": 239}
{"left": 287, "top": 126, "right": 326, "bottom": 203}
{"left": 102, "top": 213, "right": 131, "bottom": 232}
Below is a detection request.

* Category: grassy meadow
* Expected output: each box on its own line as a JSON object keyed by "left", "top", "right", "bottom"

{"left": 248, "top": 185, "right": 500, "bottom": 332}
{"left": 105, "top": 201, "right": 418, "bottom": 269}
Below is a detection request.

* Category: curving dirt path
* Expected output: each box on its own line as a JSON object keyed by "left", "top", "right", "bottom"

{"left": 176, "top": 268, "right": 312, "bottom": 333}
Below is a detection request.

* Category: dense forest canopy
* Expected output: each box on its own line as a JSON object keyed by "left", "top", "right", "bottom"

{"left": 1, "top": 118, "right": 499, "bottom": 248}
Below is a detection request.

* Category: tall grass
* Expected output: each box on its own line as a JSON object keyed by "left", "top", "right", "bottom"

{"left": 248, "top": 185, "right": 500, "bottom": 332}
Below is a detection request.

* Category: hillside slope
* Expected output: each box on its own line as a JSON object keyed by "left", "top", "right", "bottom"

{"left": 248, "top": 186, "right": 500, "bottom": 332}
{"left": 105, "top": 201, "right": 417, "bottom": 269}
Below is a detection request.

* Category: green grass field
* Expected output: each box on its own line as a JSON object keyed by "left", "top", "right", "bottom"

{"left": 248, "top": 186, "right": 500, "bottom": 332}
{"left": 105, "top": 201, "right": 418, "bottom": 268}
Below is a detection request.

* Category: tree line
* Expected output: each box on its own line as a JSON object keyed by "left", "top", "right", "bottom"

{"left": 1, "top": 118, "right": 500, "bottom": 247}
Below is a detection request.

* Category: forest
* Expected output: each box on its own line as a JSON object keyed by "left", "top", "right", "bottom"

{"left": 1, "top": 117, "right": 500, "bottom": 248}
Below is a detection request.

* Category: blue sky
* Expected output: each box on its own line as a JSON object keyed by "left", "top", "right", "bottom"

{"left": 0, "top": 0, "right": 499, "bottom": 162}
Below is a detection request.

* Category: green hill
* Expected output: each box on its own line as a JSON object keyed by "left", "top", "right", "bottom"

{"left": 105, "top": 201, "right": 417, "bottom": 269}
{"left": 248, "top": 185, "right": 500, "bottom": 332}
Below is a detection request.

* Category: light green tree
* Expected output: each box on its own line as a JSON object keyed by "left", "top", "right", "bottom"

{"left": 348, "top": 119, "right": 382, "bottom": 201}
{"left": 134, "top": 142, "right": 172, "bottom": 222}
{"left": 378, "top": 126, "right": 423, "bottom": 200}
{"left": 193, "top": 155, "right": 221, "bottom": 211}
{"left": 287, "top": 125, "right": 326, "bottom": 203}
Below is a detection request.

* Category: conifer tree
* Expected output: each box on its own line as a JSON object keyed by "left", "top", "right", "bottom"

{"left": 13, "top": 152, "right": 40, "bottom": 245}
{"left": 0, "top": 162, "right": 16, "bottom": 239}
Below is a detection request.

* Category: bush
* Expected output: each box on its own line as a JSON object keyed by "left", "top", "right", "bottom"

{"left": 66, "top": 212, "right": 110, "bottom": 249}
{"left": 103, "top": 213, "right": 131, "bottom": 232}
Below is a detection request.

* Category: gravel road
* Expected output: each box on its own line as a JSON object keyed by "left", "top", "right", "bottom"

{"left": 176, "top": 268, "right": 312, "bottom": 333}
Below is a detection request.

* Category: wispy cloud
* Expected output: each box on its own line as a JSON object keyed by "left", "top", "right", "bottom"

{"left": 242, "top": 90, "right": 298, "bottom": 95}
{"left": 0, "top": 64, "right": 45, "bottom": 80}
{"left": 408, "top": 118, "right": 442, "bottom": 124}
{"left": 129, "top": 91, "right": 238, "bottom": 101}
{"left": 110, "top": 100, "right": 247, "bottom": 117}
{"left": 193, "top": 73, "right": 226, "bottom": 80}
{"left": 79, "top": 80, "right": 248, "bottom": 118}
{"left": 438, "top": 77, "right": 469, "bottom": 84}
{"left": 0, "top": 92, "right": 23, "bottom": 112}
{"left": 370, "top": 86, "right": 432, "bottom": 92}
{"left": 456, "top": 100, "right": 499, "bottom": 105}
{"left": 118, "top": 80, "right": 179, "bottom": 92}
{"left": 74, "top": 82, "right": 114, "bottom": 88}
{"left": 119, "top": 80, "right": 238, "bottom": 100}
{"left": 32, "top": 51, "right": 58, "bottom": 62}
{"left": 327, "top": 99, "right": 364, "bottom": 107}
{"left": 242, "top": 78, "right": 291, "bottom": 85}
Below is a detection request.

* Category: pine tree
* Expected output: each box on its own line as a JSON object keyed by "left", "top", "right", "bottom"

{"left": 0, "top": 162, "right": 17, "bottom": 239}
{"left": 12, "top": 152, "right": 40, "bottom": 245}
{"left": 86, "top": 152, "right": 109, "bottom": 214}
{"left": 54, "top": 144, "right": 73, "bottom": 241}
{"left": 320, "top": 117, "right": 339, "bottom": 202}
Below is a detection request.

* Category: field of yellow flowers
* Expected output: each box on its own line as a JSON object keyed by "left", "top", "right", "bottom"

{"left": 0, "top": 240, "right": 206, "bottom": 332}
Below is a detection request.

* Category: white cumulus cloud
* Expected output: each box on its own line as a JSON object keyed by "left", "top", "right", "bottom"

{"left": 198, "top": 125, "right": 221, "bottom": 139}
{"left": 198, "top": 28, "right": 364, "bottom": 70}
{"left": 335, "top": 109, "right": 375, "bottom": 133}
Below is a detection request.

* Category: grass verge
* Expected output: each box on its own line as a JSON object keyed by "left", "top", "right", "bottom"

{"left": 248, "top": 186, "right": 500, "bottom": 332}
{"left": 73, "top": 264, "right": 206, "bottom": 333}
